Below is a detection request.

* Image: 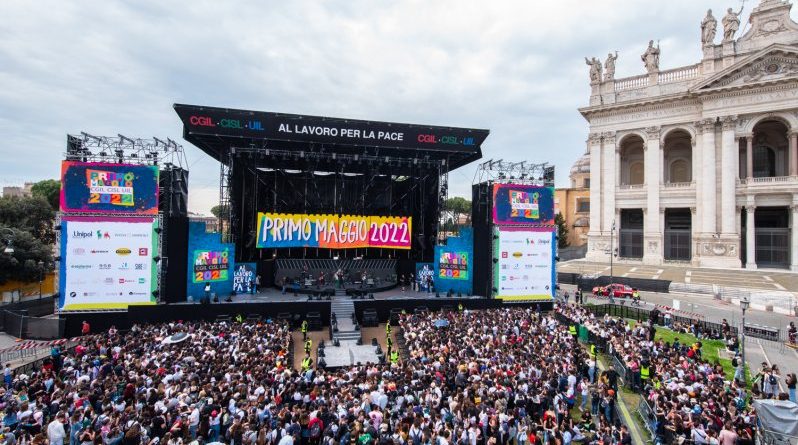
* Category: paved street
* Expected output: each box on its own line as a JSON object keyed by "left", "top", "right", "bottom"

{"left": 559, "top": 259, "right": 798, "bottom": 292}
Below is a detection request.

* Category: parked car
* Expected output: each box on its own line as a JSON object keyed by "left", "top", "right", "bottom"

{"left": 592, "top": 283, "right": 638, "bottom": 298}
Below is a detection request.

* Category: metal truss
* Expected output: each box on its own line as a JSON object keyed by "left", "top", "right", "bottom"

{"left": 65, "top": 132, "right": 187, "bottom": 169}
{"left": 475, "top": 159, "right": 554, "bottom": 186}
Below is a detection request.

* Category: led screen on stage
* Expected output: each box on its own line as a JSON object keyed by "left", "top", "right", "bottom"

{"left": 438, "top": 252, "right": 469, "bottom": 280}
{"left": 492, "top": 184, "right": 554, "bottom": 226}
{"left": 493, "top": 227, "right": 555, "bottom": 301}
{"left": 256, "top": 213, "right": 411, "bottom": 249}
{"left": 60, "top": 161, "right": 159, "bottom": 215}
{"left": 59, "top": 217, "right": 158, "bottom": 311}
{"left": 192, "top": 249, "right": 230, "bottom": 283}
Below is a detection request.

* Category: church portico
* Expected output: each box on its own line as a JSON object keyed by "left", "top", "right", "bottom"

{"left": 581, "top": 0, "right": 798, "bottom": 270}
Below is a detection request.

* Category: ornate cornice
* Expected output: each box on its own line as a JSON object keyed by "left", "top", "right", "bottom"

{"left": 644, "top": 126, "right": 661, "bottom": 139}
{"left": 720, "top": 115, "right": 738, "bottom": 130}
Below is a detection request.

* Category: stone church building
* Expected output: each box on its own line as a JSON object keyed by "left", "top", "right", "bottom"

{"left": 582, "top": 0, "right": 798, "bottom": 270}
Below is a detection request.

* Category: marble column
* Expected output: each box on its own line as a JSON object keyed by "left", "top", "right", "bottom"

{"left": 588, "top": 134, "right": 602, "bottom": 236}
{"left": 701, "top": 119, "right": 717, "bottom": 235}
{"left": 791, "top": 203, "right": 798, "bottom": 272}
{"left": 746, "top": 135, "right": 754, "bottom": 179}
{"left": 745, "top": 205, "right": 757, "bottom": 269}
{"left": 602, "top": 132, "right": 617, "bottom": 235}
{"left": 790, "top": 131, "right": 798, "bottom": 177}
{"left": 692, "top": 126, "right": 703, "bottom": 239}
{"left": 644, "top": 126, "right": 662, "bottom": 264}
{"left": 690, "top": 207, "right": 698, "bottom": 264}
{"left": 720, "top": 116, "right": 738, "bottom": 235}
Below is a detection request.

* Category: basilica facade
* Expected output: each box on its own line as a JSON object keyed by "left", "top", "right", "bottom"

{"left": 582, "top": 0, "right": 798, "bottom": 270}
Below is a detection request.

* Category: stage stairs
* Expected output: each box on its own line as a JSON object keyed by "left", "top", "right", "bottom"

{"left": 331, "top": 296, "right": 360, "bottom": 342}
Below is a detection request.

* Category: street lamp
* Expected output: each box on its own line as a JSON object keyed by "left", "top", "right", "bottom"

{"left": 610, "top": 219, "right": 616, "bottom": 280}
{"left": 37, "top": 260, "right": 44, "bottom": 299}
{"left": 740, "top": 297, "right": 750, "bottom": 384}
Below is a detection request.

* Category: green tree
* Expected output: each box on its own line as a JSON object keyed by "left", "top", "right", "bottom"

{"left": 442, "top": 197, "right": 471, "bottom": 228}
{"left": 210, "top": 204, "right": 230, "bottom": 219}
{"left": 0, "top": 225, "right": 52, "bottom": 284}
{"left": 30, "top": 179, "right": 61, "bottom": 211}
{"left": 0, "top": 195, "right": 57, "bottom": 245}
{"left": 555, "top": 212, "right": 570, "bottom": 249}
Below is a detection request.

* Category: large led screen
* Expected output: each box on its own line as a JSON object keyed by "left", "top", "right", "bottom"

{"left": 59, "top": 217, "right": 158, "bottom": 310}
{"left": 256, "top": 213, "right": 411, "bottom": 249}
{"left": 60, "top": 161, "right": 159, "bottom": 215}
{"left": 493, "top": 227, "right": 555, "bottom": 301}
{"left": 492, "top": 184, "right": 554, "bottom": 226}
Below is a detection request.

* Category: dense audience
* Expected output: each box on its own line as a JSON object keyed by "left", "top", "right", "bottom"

{"left": 558, "top": 304, "right": 760, "bottom": 445}
{"left": 0, "top": 302, "right": 782, "bottom": 445}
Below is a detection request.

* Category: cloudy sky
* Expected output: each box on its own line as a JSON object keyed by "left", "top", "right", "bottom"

{"left": 0, "top": 0, "right": 764, "bottom": 214}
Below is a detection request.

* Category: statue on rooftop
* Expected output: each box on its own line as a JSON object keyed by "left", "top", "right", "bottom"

{"left": 701, "top": 9, "right": 718, "bottom": 45}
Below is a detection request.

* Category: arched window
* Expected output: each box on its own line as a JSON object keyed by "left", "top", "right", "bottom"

{"left": 629, "top": 162, "right": 645, "bottom": 185}
{"left": 669, "top": 159, "right": 690, "bottom": 183}
{"left": 753, "top": 146, "right": 776, "bottom": 178}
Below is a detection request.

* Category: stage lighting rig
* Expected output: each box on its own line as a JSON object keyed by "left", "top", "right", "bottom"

{"left": 65, "top": 133, "right": 186, "bottom": 168}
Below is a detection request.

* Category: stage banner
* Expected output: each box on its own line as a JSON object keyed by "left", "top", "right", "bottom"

{"left": 60, "top": 161, "right": 159, "bottom": 215}
{"left": 232, "top": 262, "right": 257, "bottom": 293}
{"left": 493, "top": 226, "right": 555, "bottom": 301}
{"left": 438, "top": 251, "right": 469, "bottom": 280}
{"left": 256, "top": 213, "right": 411, "bottom": 249}
{"left": 492, "top": 184, "right": 554, "bottom": 226}
{"left": 192, "top": 249, "right": 230, "bottom": 283}
{"left": 59, "top": 217, "right": 158, "bottom": 311}
{"left": 415, "top": 263, "right": 435, "bottom": 292}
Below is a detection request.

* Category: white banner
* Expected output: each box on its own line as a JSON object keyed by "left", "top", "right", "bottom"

{"left": 60, "top": 218, "right": 157, "bottom": 310}
{"left": 494, "top": 228, "right": 555, "bottom": 301}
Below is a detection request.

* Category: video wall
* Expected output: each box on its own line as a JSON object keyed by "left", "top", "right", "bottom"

{"left": 492, "top": 184, "right": 554, "bottom": 226}
{"left": 192, "top": 249, "right": 230, "bottom": 283}
{"left": 438, "top": 251, "right": 469, "bottom": 280}
{"left": 60, "top": 161, "right": 159, "bottom": 215}
{"left": 59, "top": 161, "right": 160, "bottom": 311}
{"left": 59, "top": 217, "right": 158, "bottom": 310}
{"left": 493, "top": 227, "right": 556, "bottom": 301}
{"left": 256, "top": 213, "right": 411, "bottom": 249}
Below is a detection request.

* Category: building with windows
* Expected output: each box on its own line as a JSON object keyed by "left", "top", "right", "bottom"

{"left": 582, "top": 0, "right": 798, "bottom": 270}
{"left": 555, "top": 154, "right": 591, "bottom": 247}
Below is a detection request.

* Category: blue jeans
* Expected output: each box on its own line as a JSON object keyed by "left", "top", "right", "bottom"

{"left": 580, "top": 394, "right": 588, "bottom": 411}
{"left": 790, "top": 388, "right": 796, "bottom": 403}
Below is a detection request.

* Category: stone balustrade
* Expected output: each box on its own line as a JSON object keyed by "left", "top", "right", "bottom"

{"left": 657, "top": 64, "right": 700, "bottom": 84}
{"left": 614, "top": 74, "right": 649, "bottom": 91}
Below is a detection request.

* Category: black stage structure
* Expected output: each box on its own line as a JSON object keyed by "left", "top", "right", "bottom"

{"left": 174, "top": 104, "right": 489, "bottom": 279}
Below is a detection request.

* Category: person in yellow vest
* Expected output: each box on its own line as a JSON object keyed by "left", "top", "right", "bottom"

{"left": 301, "top": 355, "right": 313, "bottom": 372}
{"left": 390, "top": 349, "right": 399, "bottom": 364}
{"left": 640, "top": 364, "right": 651, "bottom": 387}
{"left": 301, "top": 320, "right": 308, "bottom": 340}
{"left": 590, "top": 344, "right": 597, "bottom": 359}
{"left": 235, "top": 314, "right": 244, "bottom": 323}
{"left": 386, "top": 323, "right": 392, "bottom": 336}
{"left": 304, "top": 339, "right": 312, "bottom": 355}
{"left": 458, "top": 303, "right": 464, "bottom": 312}
{"left": 386, "top": 336, "right": 393, "bottom": 352}
{"left": 568, "top": 324, "right": 577, "bottom": 337}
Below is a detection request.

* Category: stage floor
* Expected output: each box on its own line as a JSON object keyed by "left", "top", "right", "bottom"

{"left": 178, "top": 288, "right": 482, "bottom": 304}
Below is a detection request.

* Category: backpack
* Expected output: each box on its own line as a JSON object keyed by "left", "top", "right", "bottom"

{"left": 769, "top": 375, "right": 777, "bottom": 385}
{"left": 310, "top": 422, "right": 322, "bottom": 439}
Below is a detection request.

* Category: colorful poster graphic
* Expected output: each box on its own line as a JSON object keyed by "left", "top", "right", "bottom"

{"left": 256, "top": 213, "right": 411, "bottom": 249}
{"left": 415, "top": 263, "right": 435, "bottom": 291}
{"left": 60, "top": 161, "right": 159, "bottom": 215}
{"left": 492, "top": 184, "right": 554, "bottom": 226}
{"left": 493, "top": 227, "right": 555, "bottom": 301}
{"left": 438, "top": 252, "right": 469, "bottom": 280}
{"left": 192, "top": 249, "right": 230, "bottom": 283}
{"left": 59, "top": 217, "right": 158, "bottom": 311}
{"left": 233, "top": 263, "right": 257, "bottom": 293}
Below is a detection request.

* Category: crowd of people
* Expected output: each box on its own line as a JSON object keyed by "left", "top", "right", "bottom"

{"left": 0, "top": 300, "right": 791, "bottom": 445}
{"left": 558, "top": 304, "right": 764, "bottom": 444}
